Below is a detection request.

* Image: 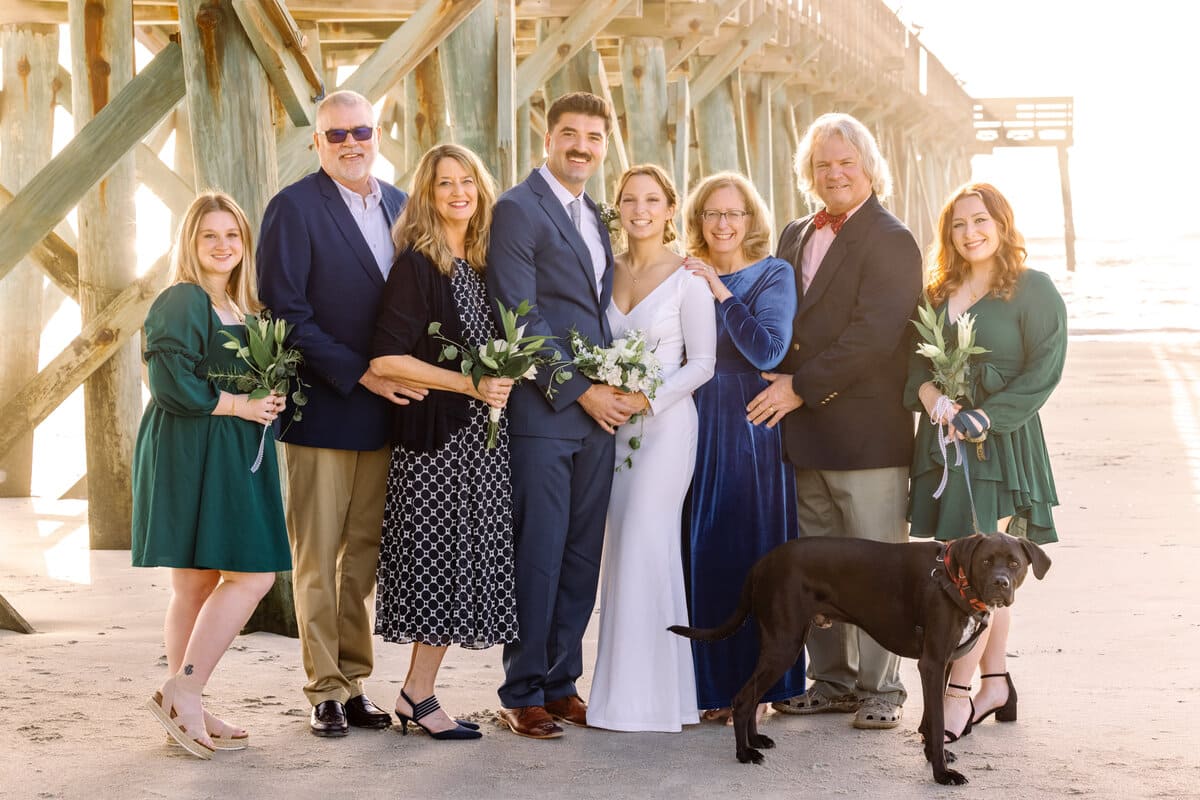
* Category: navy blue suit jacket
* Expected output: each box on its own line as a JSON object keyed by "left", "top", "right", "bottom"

{"left": 257, "top": 169, "right": 408, "bottom": 451}
{"left": 486, "top": 169, "right": 614, "bottom": 439}
{"left": 775, "top": 193, "right": 921, "bottom": 470}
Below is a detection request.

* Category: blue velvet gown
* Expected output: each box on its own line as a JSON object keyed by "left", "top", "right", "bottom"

{"left": 686, "top": 256, "right": 806, "bottom": 709}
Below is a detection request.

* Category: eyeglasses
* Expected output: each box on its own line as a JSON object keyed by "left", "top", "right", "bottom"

{"left": 700, "top": 210, "right": 751, "bottom": 224}
{"left": 317, "top": 126, "right": 375, "bottom": 144}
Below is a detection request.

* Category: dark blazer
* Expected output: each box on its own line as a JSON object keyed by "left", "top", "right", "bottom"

{"left": 371, "top": 246, "right": 474, "bottom": 453}
{"left": 485, "top": 169, "right": 614, "bottom": 439}
{"left": 257, "top": 169, "right": 408, "bottom": 451}
{"left": 775, "top": 193, "right": 922, "bottom": 470}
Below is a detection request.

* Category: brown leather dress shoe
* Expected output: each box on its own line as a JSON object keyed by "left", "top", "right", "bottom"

{"left": 544, "top": 695, "right": 588, "bottom": 727}
{"left": 496, "top": 706, "right": 564, "bottom": 739}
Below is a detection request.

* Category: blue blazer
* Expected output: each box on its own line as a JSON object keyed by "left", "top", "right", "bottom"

{"left": 257, "top": 169, "right": 408, "bottom": 451}
{"left": 486, "top": 169, "right": 614, "bottom": 439}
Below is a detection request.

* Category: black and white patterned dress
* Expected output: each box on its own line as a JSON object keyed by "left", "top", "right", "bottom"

{"left": 375, "top": 259, "right": 518, "bottom": 648}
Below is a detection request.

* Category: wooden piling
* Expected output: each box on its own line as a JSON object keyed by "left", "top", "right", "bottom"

{"left": 619, "top": 37, "right": 673, "bottom": 172}
{"left": 1057, "top": 144, "right": 1076, "bottom": 272}
{"left": 441, "top": 0, "right": 500, "bottom": 178}
{"left": 0, "top": 23, "right": 58, "bottom": 498}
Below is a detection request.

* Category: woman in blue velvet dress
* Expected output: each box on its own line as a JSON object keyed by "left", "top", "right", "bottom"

{"left": 682, "top": 172, "right": 805, "bottom": 722}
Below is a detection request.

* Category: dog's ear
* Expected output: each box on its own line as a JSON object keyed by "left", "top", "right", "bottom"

{"left": 1019, "top": 538, "right": 1052, "bottom": 580}
{"left": 953, "top": 533, "right": 987, "bottom": 572}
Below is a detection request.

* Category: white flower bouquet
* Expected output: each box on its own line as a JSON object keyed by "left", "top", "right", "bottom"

{"left": 567, "top": 328, "right": 663, "bottom": 469}
{"left": 428, "top": 299, "right": 569, "bottom": 449}
{"left": 911, "top": 299, "right": 989, "bottom": 405}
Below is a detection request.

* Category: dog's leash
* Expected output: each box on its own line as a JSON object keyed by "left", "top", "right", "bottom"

{"left": 953, "top": 438, "right": 982, "bottom": 536}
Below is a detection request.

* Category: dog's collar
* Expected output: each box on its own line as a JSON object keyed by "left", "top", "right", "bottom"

{"left": 935, "top": 541, "right": 990, "bottom": 617}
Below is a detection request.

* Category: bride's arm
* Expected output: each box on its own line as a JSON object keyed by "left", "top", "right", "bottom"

{"left": 643, "top": 273, "right": 717, "bottom": 416}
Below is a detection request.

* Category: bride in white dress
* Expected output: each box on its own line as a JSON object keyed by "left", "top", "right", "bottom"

{"left": 588, "top": 165, "right": 716, "bottom": 732}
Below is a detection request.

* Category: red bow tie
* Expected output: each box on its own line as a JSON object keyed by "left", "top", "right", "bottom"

{"left": 814, "top": 209, "right": 848, "bottom": 234}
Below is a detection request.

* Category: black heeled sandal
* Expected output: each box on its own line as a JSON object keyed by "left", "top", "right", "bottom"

{"left": 397, "top": 689, "right": 479, "bottom": 731}
{"left": 973, "top": 672, "right": 1017, "bottom": 724}
{"left": 943, "top": 682, "right": 974, "bottom": 743}
{"left": 395, "top": 691, "right": 481, "bottom": 740}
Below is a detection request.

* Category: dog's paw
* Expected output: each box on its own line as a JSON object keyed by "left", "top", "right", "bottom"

{"left": 750, "top": 733, "right": 775, "bottom": 750}
{"left": 934, "top": 768, "right": 968, "bottom": 785}
{"left": 736, "top": 747, "right": 765, "bottom": 765}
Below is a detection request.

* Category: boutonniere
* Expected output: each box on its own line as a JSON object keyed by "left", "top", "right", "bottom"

{"left": 598, "top": 202, "right": 622, "bottom": 247}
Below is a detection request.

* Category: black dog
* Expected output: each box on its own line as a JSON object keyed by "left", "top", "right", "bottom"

{"left": 670, "top": 532, "right": 1050, "bottom": 785}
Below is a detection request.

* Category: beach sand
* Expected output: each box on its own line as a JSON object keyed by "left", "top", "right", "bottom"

{"left": 2, "top": 338, "right": 1198, "bottom": 799}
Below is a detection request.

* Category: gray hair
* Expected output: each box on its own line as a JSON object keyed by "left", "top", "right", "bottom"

{"left": 793, "top": 113, "right": 892, "bottom": 207}
{"left": 316, "top": 90, "right": 374, "bottom": 126}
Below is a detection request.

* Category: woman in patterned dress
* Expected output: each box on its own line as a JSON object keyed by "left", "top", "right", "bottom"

{"left": 369, "top": 144, "right": 516, "bottom": 740}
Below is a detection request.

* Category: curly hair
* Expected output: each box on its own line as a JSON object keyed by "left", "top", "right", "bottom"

{"left": 683, "top": 171, "right": 773, "bottom": 263}
{"left": 927, "top": 182, "right": 1027, "bottom": 304}
{"left": 394, "top": 143, "right": 498, "bottom": 276}
{"left": 170, "top": 190, "right": 263, "bottom": 314}
{"left": 614, "top": 163, "right": 680, "bottom": 245}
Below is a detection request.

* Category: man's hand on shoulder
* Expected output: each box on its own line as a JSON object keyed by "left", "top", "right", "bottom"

{"left": 747, "top": 372, "right": 804, "bottom": 428}
{"left": 360, "top": 369, "right": 428, "bottom": 406}
{"left": 577, "top": 384, "right": 641, "bottom": 434}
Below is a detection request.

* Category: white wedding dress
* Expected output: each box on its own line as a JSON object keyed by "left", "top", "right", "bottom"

{"left": 588, "top": 266, "right": 717, "bottom": 732}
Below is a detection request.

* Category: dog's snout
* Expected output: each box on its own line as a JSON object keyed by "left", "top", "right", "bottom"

{"left": 993, "top": 574, "right": 1012, "bottom": 590}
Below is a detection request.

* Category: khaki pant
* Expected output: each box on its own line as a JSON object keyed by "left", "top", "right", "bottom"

{"left": 283, "top": 443, "right": 390, "bottom": 705}
{"left": 794, "top": 466, "right": 909, "bottom": 705}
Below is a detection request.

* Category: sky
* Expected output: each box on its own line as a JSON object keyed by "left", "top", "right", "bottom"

{"left": 885, "top": 0, "right": 1200, "bottom": 238}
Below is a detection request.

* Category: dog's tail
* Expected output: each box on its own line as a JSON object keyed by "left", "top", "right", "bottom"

{"left": 667, "top": 572, "right": 753, "bottom": 642}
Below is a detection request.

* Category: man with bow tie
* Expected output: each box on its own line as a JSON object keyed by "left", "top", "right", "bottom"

{"left": 747, "top": 113, "right": 923, "bottom": 730}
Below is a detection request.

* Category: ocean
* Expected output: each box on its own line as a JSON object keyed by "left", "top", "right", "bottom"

{"left": 1031, "top": 234, "right": 1200, "bottom": 339}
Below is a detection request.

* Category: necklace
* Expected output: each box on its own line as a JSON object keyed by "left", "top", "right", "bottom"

{"left": 967, "top": 274, "right": 991, "bottom": 303}
{"left": 623, "top": 260, "right": 644, "bottom": 284}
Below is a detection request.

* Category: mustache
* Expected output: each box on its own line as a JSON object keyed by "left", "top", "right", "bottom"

{"left": 565, "top": 150, "right": 593, "bottom": 162}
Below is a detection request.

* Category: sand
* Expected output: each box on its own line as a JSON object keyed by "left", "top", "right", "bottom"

{"left": 2, "top": 337, "right": 1198, "bottom": 800}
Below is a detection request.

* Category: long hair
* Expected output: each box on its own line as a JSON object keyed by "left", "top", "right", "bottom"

{"left": 793, "top": 113, "right": 892, "bottom": 208}
{"left": 927, "top": 182, "right": 1027, "bottom": 304}
{"left": 394, "top": 144, "right": 498, "bottom": 276}
{"left": 169, "top": 191, "right": 262, "bottom": 314}
{"left": 614, "top": 163, "right": 680, "bottom": 246}
{"left": 683, "top": 171, "right": 773, "bottom": 263}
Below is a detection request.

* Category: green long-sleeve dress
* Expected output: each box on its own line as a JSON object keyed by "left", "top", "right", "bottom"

{"left": 904, "top": 268, "right": 1067, "bottom": 544}
{"left": 131, "top": 283, "right": 291, "bottom": 572}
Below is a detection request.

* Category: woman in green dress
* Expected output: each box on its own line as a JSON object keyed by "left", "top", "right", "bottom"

{"left": 904, "top": 182, "right": 1067, "bottom": 743}
{"left": 132, "top": 192, "right": 292, "bottom": 758}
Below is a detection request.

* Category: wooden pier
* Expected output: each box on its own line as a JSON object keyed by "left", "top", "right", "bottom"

{"left": 0, "top": 1, "right": 1065, "bottom": 580}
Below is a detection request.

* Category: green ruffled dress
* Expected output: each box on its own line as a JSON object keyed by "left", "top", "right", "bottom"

{"left": 905, "top": 269, "right": 1067, "bottom": 544}
{"left": 130, "top": 283, "right": 291, "bottom": 572}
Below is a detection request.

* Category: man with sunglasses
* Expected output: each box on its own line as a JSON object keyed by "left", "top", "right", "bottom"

{"left": 258, "top": 89, "right": 421, "bottom": 738}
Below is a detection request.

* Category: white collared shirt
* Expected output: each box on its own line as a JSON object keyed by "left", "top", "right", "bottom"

{"left": 800, "top": 195, "right": 869, "bottom": 294}
{"left": 333, "top": 176, "right": 395, "bottom": 279}
{"left": 538, "top": 163, "right": 606, "bottom": 296}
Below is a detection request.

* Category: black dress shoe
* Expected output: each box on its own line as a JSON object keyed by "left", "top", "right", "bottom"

{"left": 311, "top": 700, "right": 349, "bottom": 737}
{"left": 345, "top": 694, "right": 393, "bottom": 729}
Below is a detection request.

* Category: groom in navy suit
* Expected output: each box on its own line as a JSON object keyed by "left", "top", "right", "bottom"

{"left": 487, "top": 92, "right": 640, "bottom": 739}
{"left": 257, "top": 90, "right": 422, "bottom": 737}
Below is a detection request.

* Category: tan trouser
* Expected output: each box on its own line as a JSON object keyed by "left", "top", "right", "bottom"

{"left": 794, "top": 466, "right": 909, "bottom": 705}
{"left": 283, "top": 443, "right": 390, "bottom": 705}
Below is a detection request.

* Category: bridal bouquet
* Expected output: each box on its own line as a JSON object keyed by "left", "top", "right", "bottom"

{"left": 208, "top": 311, "right": 309, "bottom": 473}
{"left": 911, "top": 298, "right": 990, "bottom": 496}
{"left": 428, "top": 299, "right": 569, "bottom": 449}
{"left": 568, "top": 328, "right": 663, "bottom": 470}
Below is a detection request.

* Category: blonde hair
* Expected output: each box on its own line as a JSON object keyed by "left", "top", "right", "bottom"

{"left": 394, "top": 144, "right": 498, "bottom": 276}
{"left": 614, "top": 164, "right": 680, "bottom": 245}
{"left": 794, "top": 113, "right": 892, "bottom": 208}
{"left": 683, "top": 171, "right": 773, "bottom": 262}
{"left": 170, "top": 191, "right": 262, "bottom": 314}
{"left": 927, "top": 182, "right": 1027, "bottom": 305}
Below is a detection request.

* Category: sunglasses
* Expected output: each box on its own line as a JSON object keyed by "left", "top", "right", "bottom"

{"left": 317, "top": 126, "right": 375, "bottom": 144}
